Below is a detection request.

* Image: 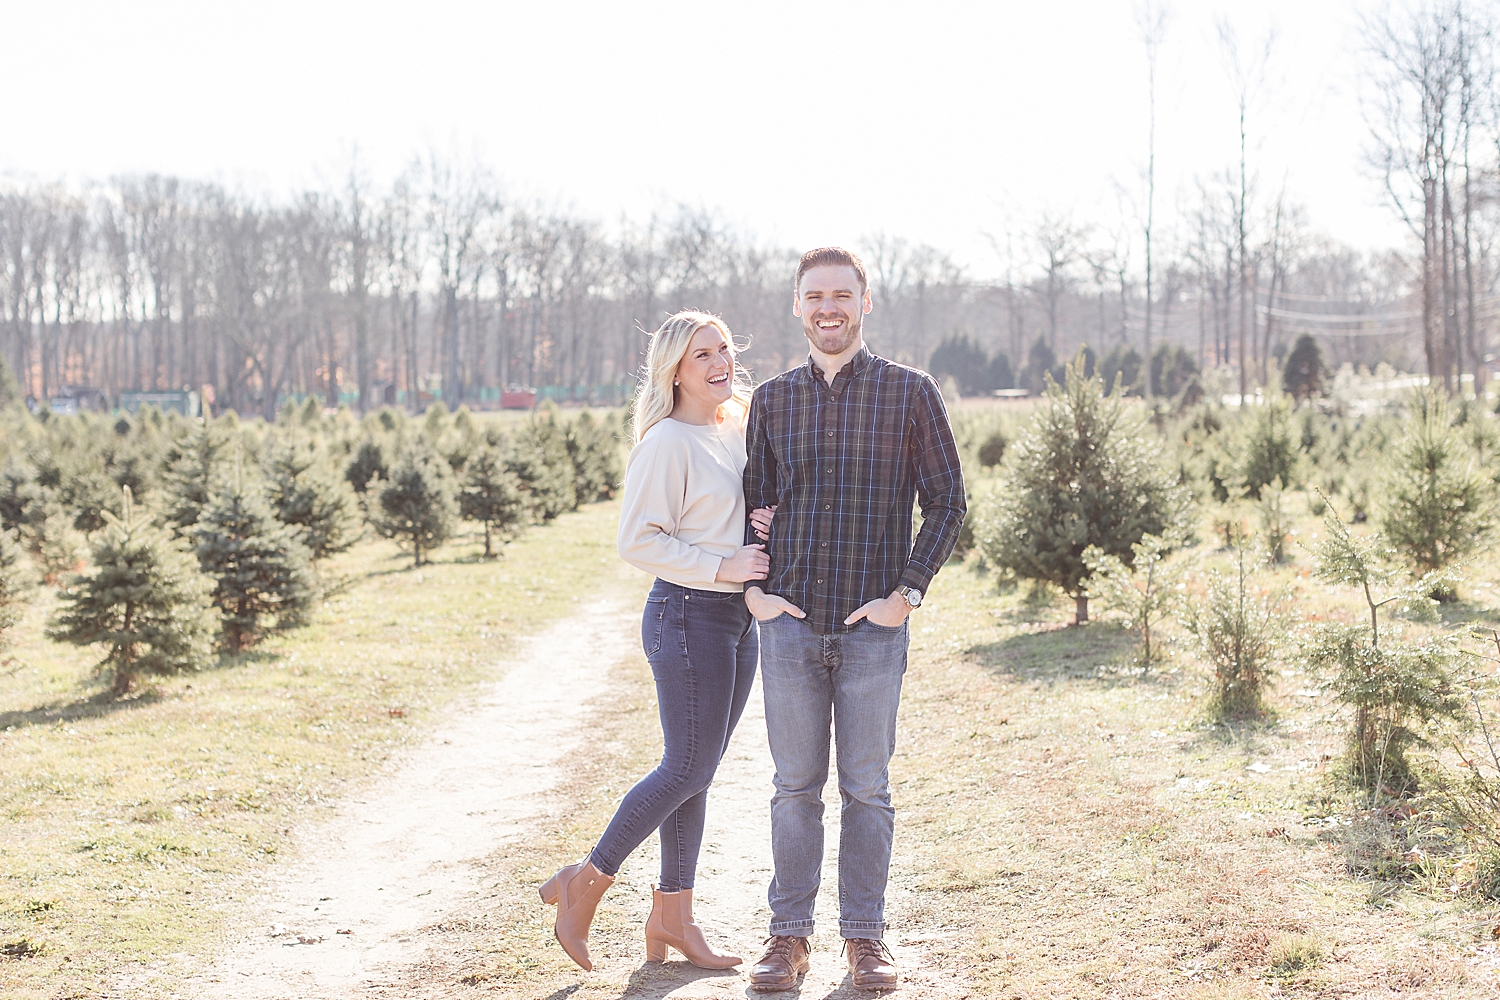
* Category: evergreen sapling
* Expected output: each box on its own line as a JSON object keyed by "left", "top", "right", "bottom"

{"left": 977, "top": 352, "right": 1189, "bottom": 622}
{"left": 47, "top": 487, "right": 215, "bottom": 695}
{"left": 375, "top": 438, "right": 459, "bottom": 567}
{"left": 460, "top": 436, "right": 526, "bottom": 558}
{"left": 1181, "top": 531, "right": 1291, "bottom": 719}
{"left": 194, "top": 459, "right": 317, "bottom": 651}
{"left": 0, "top": 530, "right": 27, "bottom": 644}
{"left": 264, "top": 433, "right": 362, "bottom": 560}
{"left": 1379, "top": 389, "right": 1494, "bottom": 589}
{"left": 1304, "top": 498, "right": 1465, "bottom": 796}
{"left": 1083, "top": 532, "right": 1187, "bottom": 669}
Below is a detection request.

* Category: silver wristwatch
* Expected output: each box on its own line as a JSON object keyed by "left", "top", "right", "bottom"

{"left": 897, "top": 586, "right": 923, "bottom": 609}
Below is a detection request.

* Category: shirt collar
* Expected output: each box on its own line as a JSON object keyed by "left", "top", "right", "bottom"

{"left": 805, "top": 345, "right": 873, "bottom": 386}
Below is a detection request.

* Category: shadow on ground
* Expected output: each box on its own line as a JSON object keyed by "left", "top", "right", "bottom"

{"left": 965, "top": 621, "right": 1142, "bottom": 685}
{"left": 0, "top": 686, "right": 161, "bottom": 730}
{"left": 598, "top": 961, "right": 741, "bottom": 999}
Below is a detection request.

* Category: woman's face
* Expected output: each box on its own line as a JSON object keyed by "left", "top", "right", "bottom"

{"left": 675, "top": 324, "right": 734, "bottom": 408}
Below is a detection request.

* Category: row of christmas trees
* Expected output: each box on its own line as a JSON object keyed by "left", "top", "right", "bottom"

{"left": 0, "top": 399, "right": 623, "bottom": 695}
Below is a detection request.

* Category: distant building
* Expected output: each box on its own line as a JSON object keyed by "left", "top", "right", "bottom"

{"left": 118, "top": 389, "right": 200, "bottom": 417}
{"left": 41, "top": 386, "right": 108, "bottom": 415}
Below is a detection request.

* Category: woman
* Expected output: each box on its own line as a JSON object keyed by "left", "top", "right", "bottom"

{"left": 540, "top": 310, "right": 772, "bottom": 972}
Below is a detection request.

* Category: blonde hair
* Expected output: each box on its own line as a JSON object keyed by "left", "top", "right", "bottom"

{"left": 631, "top": 310, "right": 753, "bottom": 445}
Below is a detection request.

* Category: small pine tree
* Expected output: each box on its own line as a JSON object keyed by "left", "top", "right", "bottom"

{"left": 1098, "top": 344, "right": 1143, "bottom": 396}
{"left": 374, "top": 439, "right": 459, "bottom": 567}
{"left": 977, "top": 353, "right": 1190, "bottom": 622}
{"left": 345, "top": 438, "right": 389, "bottom": 493}
{"left": 1019, "top": 336, "right": 1062, "bottom": 396}
{"left": 459, "top": 440, "right": 526, "bottom": 557}
{"left": 1304, "top": 500, "right": 1465, "bottom": 795}
{"left": 1083, "top": 533, "right": 1186, "bottom": 668}
{"left": 58, "top": 456, "right": 121, "bottom": 534}
{"left": 1233, "top": 394, "right": 1300, "bottom": 500}
{"left": 0, "top": 458, "right": 46, "bottom": 539}
{"left": 1380, "top": 389, "right": 1495, "bottom": 583}
{"left": 565, "top": 411, "right": 622, "bottom": 505}
{"left": 507, "top": 409, "right": 576, "bottom": 522}
{"left": 1282, "top": 334, "right": 1327, "bottom": 402}
{"left": 194, "top": 467, "right": 317, "bottom": 652}
{"left": 1182, "top": 534, "right": 1291, "bottom": 719}
{"left": 928, "top": 335, "right": 994, "bottom": 396}
{"left": 47, "top": 488, "right": 216, "bottom": 696}
{"left": 160, "top": 421, "right": 231, "bottom": 531}
{"left": 0, "top": 531, "right": 28, "bottom": 643}
{"left": 264, "top": 434, "right": 362, "bottom": 560}
{"left": 28, "top": 499, "right": 87, "bottom": 584}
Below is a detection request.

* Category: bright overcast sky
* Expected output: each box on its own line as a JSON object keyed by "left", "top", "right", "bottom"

{"left": 4, "top": 0, "right": 1405, "bottom": 278}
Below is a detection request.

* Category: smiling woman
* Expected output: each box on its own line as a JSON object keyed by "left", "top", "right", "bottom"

{"left": 538, "top": 309, "right": 770, "bottom": 972}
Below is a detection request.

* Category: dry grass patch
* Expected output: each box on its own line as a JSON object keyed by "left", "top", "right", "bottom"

{"left": 886, "top": 543, "right": 1500, "bottom": 998}
{"left": 0, "top": 501, "right": 625, "bottom": 999}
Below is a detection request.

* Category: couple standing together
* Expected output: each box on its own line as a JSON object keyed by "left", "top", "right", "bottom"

{"left": 540, "top": 247, "right": 966, "bottom": 992}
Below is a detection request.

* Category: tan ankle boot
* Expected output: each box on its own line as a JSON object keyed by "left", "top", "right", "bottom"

{"left": 643, "top": 887, "right": 742, "bottom": 969}
{"left": 539, "top": 860, "right": 614, "bottom": 971}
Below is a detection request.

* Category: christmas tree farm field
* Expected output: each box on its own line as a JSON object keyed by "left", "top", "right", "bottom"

{"left": 886, "top": 545, "right": 1500, "bottom": 998}
{"left": 0, "top": 500, "right": 628, "bottom": 998}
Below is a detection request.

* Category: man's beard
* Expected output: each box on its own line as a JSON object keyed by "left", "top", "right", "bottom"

{"left": 802, "top": 311, "right": 862, "bottom": 357}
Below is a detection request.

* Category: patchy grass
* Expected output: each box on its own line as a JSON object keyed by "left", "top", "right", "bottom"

{"left": 886, "top": 524, "right": 1500, "bottom": 998}
{"left": 0, "top": 501, "right": 625, "bottom": 999}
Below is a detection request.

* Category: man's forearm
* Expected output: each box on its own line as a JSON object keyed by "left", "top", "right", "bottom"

{"left": 901, "top": 499, "right": 966, "bottom": 591}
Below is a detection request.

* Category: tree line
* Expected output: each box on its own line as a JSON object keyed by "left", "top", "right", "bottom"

{"left": 1, "top": 6, "right": 1498, "bottom": 412}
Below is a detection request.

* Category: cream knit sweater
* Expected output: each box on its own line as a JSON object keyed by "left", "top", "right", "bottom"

{"left": 617, "top": 416, "right": 747, "bottom": 593}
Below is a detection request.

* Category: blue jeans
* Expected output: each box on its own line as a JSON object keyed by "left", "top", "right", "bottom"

{"left": 757, "top": 613, "right": 909, "bottom": 940}
{"left": 588, "top": 580, "right": 758, "bottom": 891}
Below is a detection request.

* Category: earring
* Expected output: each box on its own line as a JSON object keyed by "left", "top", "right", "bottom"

{"left": 674, "top": 380, "right": 679, "bottom": 386}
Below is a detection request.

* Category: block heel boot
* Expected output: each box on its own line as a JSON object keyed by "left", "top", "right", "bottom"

{"left": 643, "top": 887, "right": 742, "bottom": 969}
{"left": 539, "top": 860, "right": 614, "bottom": 971}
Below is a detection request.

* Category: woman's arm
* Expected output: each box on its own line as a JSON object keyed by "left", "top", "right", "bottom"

{"left": 617, "top": 432, "right": 767, "bottom": 585}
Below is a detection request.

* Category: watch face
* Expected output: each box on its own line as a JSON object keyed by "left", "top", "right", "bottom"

{"left": 904, "top": 588, "right": 923, "bottom": 608}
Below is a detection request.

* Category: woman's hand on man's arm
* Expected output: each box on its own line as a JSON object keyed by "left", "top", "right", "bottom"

{"left": 748, "top": 505, "right": 776, "bottom": 541}
{"left": 715, "top": 545, "right": 771, "bottom": 584}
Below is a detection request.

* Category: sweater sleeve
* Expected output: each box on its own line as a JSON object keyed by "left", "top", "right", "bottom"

{"left": 617, "top": 430, "right": 724, "bottom": 585}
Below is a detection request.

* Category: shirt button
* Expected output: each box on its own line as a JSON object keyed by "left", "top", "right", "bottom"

{"left": 825, "top": 467, "right": 834, "bottom": 474}
{"left": 820, "top": 541, "right": 828, "bottom": 547}
{"left": 826, "top": 431, "right": 834, "bottom": 437}
{"left": 816, "top": 578, "right": 824, "bottom": 584}
{"left": 823, "top": 504, "right": 831, "bottom": 510}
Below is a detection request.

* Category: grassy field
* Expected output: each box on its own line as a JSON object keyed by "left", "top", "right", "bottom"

{"left": 8, "top": 399, "right": 1500, "bottom": 998}
{"left": 888, "top": 496, "right": 1500, "bottom": 997}
{"left": 0, "top": 500, "right": 626, "bottom": 999}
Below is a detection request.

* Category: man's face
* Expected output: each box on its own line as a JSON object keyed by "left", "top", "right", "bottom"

{"left": 794, "top": 265, "right": 872, "bottom": 357}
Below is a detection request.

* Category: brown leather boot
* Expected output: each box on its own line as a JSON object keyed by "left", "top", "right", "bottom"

{"left": 538, "top": 860, "right": 614, "bottom": 971}
{"left": 748, "top": 935, "right": 811, "bottom": 992}
{"left": 844, "top": 937, "right": 898, "bottom": 991}
{"left": 643, "top": 887, "right": 742, "bottom": 969}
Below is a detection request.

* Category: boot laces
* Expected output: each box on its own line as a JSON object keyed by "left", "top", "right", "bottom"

{"left": 761, "top": 935, "right": 805, "bottom": 960}
{"left": 842, "top": 938, "right": 894, "bottom": 963}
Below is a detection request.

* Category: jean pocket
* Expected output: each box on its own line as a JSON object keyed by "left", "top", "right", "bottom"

{"left": 860, "top": 618, "right": 906, "bottom": 634}
{"left": 642, "top": 597, "right": 669, "bottom": 655}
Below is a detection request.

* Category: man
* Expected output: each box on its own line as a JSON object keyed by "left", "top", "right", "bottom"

{"left": 742, "top": 247, "right": 966, "bottom": 992}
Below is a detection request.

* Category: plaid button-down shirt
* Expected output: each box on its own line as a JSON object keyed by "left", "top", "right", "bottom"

{"left": 743, "top": 346, "right": 966, "bottom": 635}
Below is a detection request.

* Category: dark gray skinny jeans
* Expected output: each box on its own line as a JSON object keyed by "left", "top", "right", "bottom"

{"left": 588, "top": 578, "right": 758, "bottom": 890}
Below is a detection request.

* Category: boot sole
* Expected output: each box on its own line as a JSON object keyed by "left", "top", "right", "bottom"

{"left": 749, "top": 970, "right": 808, "bottom": 993}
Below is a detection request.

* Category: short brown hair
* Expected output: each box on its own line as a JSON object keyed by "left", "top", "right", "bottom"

{"left": 795, "top": 246, "right": 867, "bottom": 294}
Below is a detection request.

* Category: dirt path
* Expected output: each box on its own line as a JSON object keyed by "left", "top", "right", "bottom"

{"left": 189, "top": 593, "right": 969, "bottom": 999}
{"left": 191, "top": 594, "right": 640, "bottom": 998}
